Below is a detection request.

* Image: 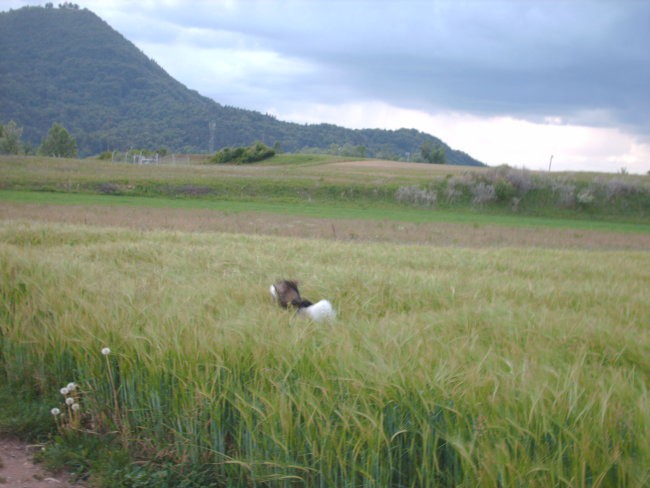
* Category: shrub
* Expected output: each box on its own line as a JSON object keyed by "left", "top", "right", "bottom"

{"left": 96, "top": 183, "right": 121, "bottom": 195}
{"left": 604, "top": 178, "right": 646, "bottom": 201}
{"left": 494, "top": 179, "right": 516, "bottom": 202}
{"left": 471, "top": 182, "right": 496, "bottom": 206}
{"left": 395, "top": 185, "right": 437, "bottom": 207}
{"left": 550, "top": 181, "right": 577, "bottom": 209}
{"left": 210, "top": 142, "right": 275, "bottom": 164}
{"left": 577, "top": 188, "right": 595, "bottom": 205}
{"left": 444, "top": 176, "right": 470, "bottom": 204}
{"left": 507, "top": 169, "right": 535, "bottom": 194}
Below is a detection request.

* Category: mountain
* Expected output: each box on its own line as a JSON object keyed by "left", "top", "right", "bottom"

{"left": 0, "top": 5, "right": 485, "bottom": 166}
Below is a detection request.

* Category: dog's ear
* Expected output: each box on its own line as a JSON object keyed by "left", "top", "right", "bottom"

{"left": 284, "top": 280, "right": 299, "bottom": 291}
{"left": 272, "top": 280, "right": 303, "bottom": 309}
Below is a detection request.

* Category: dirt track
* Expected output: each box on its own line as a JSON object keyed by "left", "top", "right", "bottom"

{"left": 329, "top": 159, "right": 471, "bottom": 171}
{"left": 1, "top": 201, "right": 648, "bottom": 250}
{"left": 0, "top": 438, "right": 83, "bottom": 487}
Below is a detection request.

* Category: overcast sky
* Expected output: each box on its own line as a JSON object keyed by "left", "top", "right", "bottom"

{"left": 6, "top": 0, "right": 650, "bottom": 173}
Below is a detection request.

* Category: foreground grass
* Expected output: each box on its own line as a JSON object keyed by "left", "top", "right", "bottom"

{"left": 1, "top": 220, "right": 649, "bottom": 486}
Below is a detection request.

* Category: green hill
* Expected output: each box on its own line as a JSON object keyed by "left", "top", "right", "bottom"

{"left": 0, "top": 5, "right": 485, "bottom": 166}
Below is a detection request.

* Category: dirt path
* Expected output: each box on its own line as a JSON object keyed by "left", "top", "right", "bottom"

{"left": 0, "top": 438, "right": 84, "bottom": 487}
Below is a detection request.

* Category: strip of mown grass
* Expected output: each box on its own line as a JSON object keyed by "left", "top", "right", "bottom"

{"left": 2, "top": 189, "right": 649, "bottom": 234}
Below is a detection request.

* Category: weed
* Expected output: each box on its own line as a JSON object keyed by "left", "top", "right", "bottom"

{"left": 50, "top": 382, "right": 82, "bottom": 432}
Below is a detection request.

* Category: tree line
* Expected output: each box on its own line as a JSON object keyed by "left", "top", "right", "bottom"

{"left": 1, "top": 119, "right": 450, "bottom": 165}
{"left": 0, "top": 120, "right": 77, "bottom": 157}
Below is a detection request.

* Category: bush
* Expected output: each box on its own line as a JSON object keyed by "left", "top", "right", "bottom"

{"left": 577, "top": 188, "right": 595, "bottom": 205}
{"left": 494, "top": 179, "right": 516, "bottom": 202}
{"left": 395, "top": 185, "right": 437, "bottom": 207}
{"left": 604, "top": 178, "right": 646, "bottom": 201}
{"left": 550, "top": 180, "right": 577, "bottom": 209}
{"left": 471, "top": 182, "right": 496, "bottom": 206}
{"left": 393, "top": 166, "right": 649, "bottom": 219}
{"left": 210, "top": 142, "right": 275, "bottom": 164}
{"left": 487, "top": 166, "right": 535, "bottom": 195}
{"left": 502, "top": 168, "right": 534, "bottom": 194}
{"left": 444, "top": 176, "right": 470, "bottom": 204}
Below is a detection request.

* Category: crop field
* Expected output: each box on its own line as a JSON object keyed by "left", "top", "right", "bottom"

{"left": 1, "top": 155, "right": 649, "bottom": 486}
{"left": 1, "top": 198, "right": 650, "bottom": 251}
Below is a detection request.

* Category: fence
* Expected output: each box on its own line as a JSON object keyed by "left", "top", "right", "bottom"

{"left": 109, "top": 151, "right": 191, "bottom": 165}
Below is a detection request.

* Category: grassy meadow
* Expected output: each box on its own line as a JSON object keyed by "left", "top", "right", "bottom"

{"left": 1, "top": 154, "right": 649, "bottom": 486}
{"left": 2, "top": 155, "right": 649, "bottom": 223}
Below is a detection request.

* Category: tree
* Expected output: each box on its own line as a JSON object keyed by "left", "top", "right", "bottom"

{"left": 420, "top": 140, "right": 446, "bottom": 164}
{"left": 39, "top": 123, "right": 77, "bottom": 157}
{"left": 0, "top": 120, "right": 24, "bottom": 154}
{"left": 339, "top": 143, "right": 368, "bottom": 158}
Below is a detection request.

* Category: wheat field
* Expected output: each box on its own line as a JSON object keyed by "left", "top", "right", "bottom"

{"left": 1, "top": 220, "right": 649, "bottom": 486}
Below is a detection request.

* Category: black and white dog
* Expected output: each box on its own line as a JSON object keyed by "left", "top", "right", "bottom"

{"left": 270, "top": 280, "right": 336, "bottom": 322}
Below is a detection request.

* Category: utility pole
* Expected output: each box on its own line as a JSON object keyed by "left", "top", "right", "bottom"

{"left": 548, "top": 154, "right": 554, "bottom": 172}
{"left": 209, "top": 120, "right": 216, "bottom": 153}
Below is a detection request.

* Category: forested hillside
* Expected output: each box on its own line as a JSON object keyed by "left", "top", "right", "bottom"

{"left": 0, "top": 5, "right": 484, "bottom": 165}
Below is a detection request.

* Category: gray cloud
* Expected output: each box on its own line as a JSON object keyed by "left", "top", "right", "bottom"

{"left": 159, "top": 0, "right": 648, "bottom": 136}
{"left": 267, "top": 1, "right": 650, "bottom": 132}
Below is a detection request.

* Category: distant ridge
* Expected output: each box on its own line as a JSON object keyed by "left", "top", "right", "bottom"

{"left": 0, "top": 5, "right": 485, "bottom": 166}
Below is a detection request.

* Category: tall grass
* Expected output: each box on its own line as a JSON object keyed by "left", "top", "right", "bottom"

{"left": 1, "top": 221, "right": 649, "bottom": 486}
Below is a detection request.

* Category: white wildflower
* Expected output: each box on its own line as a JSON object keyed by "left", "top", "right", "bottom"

{"left": 71, "top": 403, "right": 80, "bottom": 412}
{"left": 101, "top": 347, "right": 111, "bottom": 356}
{"left": 66, "top": 382, "right": 76, "bottom": 391}
{"left": 51, "top": 408, "right": 61, "bottom": 416}
{"left": 65, "top": 397, "right": 75, "bottom": 406}
{"left": 60, "top": 387, "right": 69, "bottom": 395}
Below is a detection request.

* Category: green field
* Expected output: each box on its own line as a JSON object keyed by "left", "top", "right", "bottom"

{"left": 1, "top": 155, "right": 649, "bottom": 486}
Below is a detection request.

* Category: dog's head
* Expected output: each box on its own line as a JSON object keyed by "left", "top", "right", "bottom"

{"left": 271, "top": 280, "right": 304, "bottom": 308}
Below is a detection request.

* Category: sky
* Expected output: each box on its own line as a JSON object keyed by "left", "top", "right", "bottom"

{"left": 5, "top": 0, "right": 650, "bottom": 173}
